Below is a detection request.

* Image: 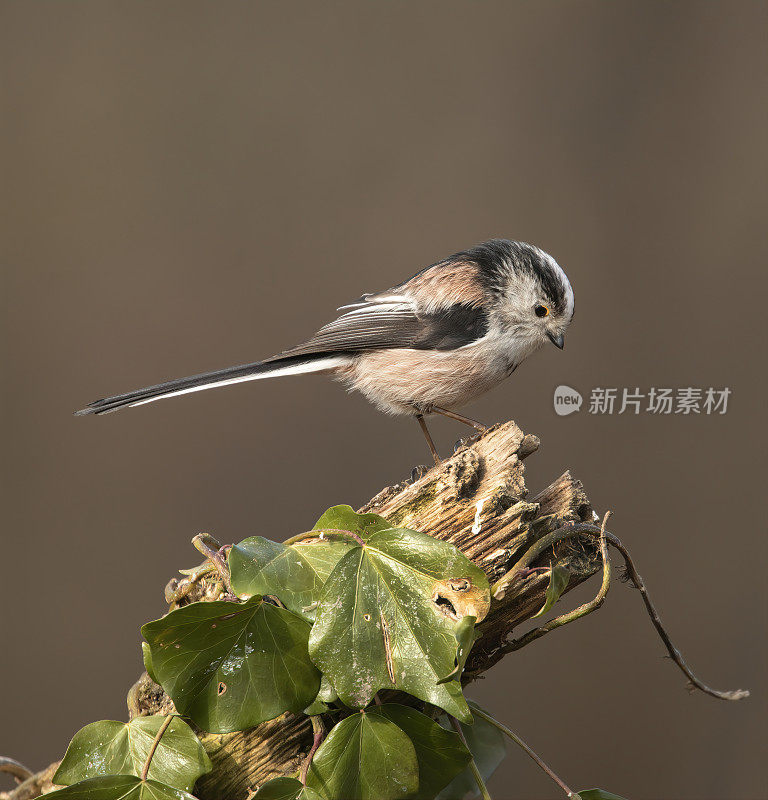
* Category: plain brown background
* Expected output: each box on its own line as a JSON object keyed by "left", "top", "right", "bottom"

{"left": 2, "top": 2, "right": 766, "bottom": 799}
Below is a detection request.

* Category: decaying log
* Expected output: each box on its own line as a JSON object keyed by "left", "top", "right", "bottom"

{"left": 4, "top": 421, "right": 602, "bottom": 800}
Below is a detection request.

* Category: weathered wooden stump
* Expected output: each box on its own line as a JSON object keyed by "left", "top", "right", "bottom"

{"left": 4, "top": 421, "right": 603, "bottom": 800}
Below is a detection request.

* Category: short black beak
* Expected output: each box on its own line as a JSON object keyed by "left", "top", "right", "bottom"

{"left": 547, "top": 331, "right": 565, "bottom": 349}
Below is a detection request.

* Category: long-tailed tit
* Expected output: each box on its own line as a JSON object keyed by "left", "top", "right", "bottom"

{"left": 76, "top": 239, "right": 574, "bottom": 463}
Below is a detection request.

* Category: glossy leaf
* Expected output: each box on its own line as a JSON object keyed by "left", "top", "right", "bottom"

{"left": 308, "top": 507, "right": 489, "bottom": 722}
{"left": 437, "top": 702, "right": 506, "bottom": 800}
{"left": 54, "top": 717, "right": 210, "bottom": 791}
{"left": 577, "top": 790, "right": 629, "bottom": 800}
{"left": 533, "top": 562, "right": 571, "bottom": 618}
{"left": 142, "top": 596, "right": 320, "bottom": 733}
{"left": 303, "top": 675, "right": 337, "bottom": 716}
{"left": 229, "top": 536, "right": 352, "bottom": 622}
{"left": 141, "top": 642, "right": 159, "bottom": 684}
{"left": 371, "top": 704, "right": 471, "bottom": 800}
{"left": 251, "top": 777, "right": 323, "bottom": 800}
{"left": 437, "top": 615, "right": 477, "bottom": 685}
{"left": 311, "top": 505, "right": 392, "bottom": 538}
{"left": 306, "top": 711, "right": 418, "bottom": 800}
{"left": 316, "top": 675, "right": 338, "bottom": 704}
{"left": 303, "top": 699, "right": 330, "bottom": 715}
{"left": 42, "top": 775, "right": 196, "bottom": 800}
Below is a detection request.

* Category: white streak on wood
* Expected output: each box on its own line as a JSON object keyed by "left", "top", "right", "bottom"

{"left": 472, "top": 498, "right": 487, "bottom": 535}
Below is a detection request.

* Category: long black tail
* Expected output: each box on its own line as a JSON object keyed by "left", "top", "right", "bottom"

{"left": 75, "top": 354, "right": 346, "bottom": 415}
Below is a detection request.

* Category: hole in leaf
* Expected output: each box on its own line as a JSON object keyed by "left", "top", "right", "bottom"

{"left": 217, "top": 682, "right": 227, "bottom": 695}
{"left": 432, "top": 577, "right": 490, "bottom": 622}
{"left": 433, "top": 594, "right": 458, "bottom": 619}
{"left": 363, "top": 614, "right": 371, "bottom": 621}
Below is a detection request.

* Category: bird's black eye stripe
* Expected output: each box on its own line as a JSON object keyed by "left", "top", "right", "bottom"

{"left": 535, "top": 304, "right": 549, "bottom": 318}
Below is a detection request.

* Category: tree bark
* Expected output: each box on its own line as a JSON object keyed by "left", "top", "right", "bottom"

{"left": 3, "top": 421, "right": 601, "bottom": 800}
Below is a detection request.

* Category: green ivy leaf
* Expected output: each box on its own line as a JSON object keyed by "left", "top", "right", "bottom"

{"left": 43, "top": 775, "right": 197, "bottom": 800}
{"left": 437, "top": 615, "right": 477, "bottom": 685}
{"left": 532, "top": 562, "right": 571, "bottom": 618}
{"left": 311, "top": 505, "right": 393, "bottom": 537}
{"left": 141, "top": 642, "right": 159, "bottom": 684}
{"left": 142, "top": 596, "right": 320, "bottom": 733}
{"left": 302, "top": 674, "right": 338, "bottom": 716}
{"left": 437, "top": 701, "right": 506, "bottom": 800}
{"left": 251, "top": 777, "right": 323, "bottom": 800}
{"left": 576, "top": 790, "right": 629, "bottom": 800}
{"left": 303, "top": 699, "right": 330, "bottom": 715}
{"left": 317, "top": 675, "right": 337, "bottom": 704}
{"left": 306, "top": 711, "right": 418, "bottom": 800}
{"left": 229, "top": 536, "right": 352, "bottom": 621}
{"left": 308, "top": 507, "right": 489, "bottom": 722}
{"left": 53, "top": 717, "right": 210, "bottom": 791}
{"left": 370, "top": 704, "right": 471, "bottom": 800}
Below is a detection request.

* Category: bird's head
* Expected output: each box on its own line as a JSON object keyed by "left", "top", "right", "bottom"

{"left": 474, "top": 240, "right": 574, "bottom": 352}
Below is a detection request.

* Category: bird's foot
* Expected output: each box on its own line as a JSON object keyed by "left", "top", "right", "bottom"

{"left": 453, "top": 429, "right": 486, "bottom": 453}
{"left": 453, "top": 437, "right": 469, "bottom": 453}
{"left": 410, "top": 464, "right": 431, "bottom": 482}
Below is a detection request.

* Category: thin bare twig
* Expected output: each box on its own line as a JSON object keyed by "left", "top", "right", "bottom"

{"left": 140, "top": 715, "right": 174, "bottom": 781}
{"left": 471, "top": 707, "right": 576, "bottom": 798}
{"left": 495, "top": 519, "right": 748, "bottom": 701}
{"left": 601, "top": 528, "right": 749, "bottom": 702}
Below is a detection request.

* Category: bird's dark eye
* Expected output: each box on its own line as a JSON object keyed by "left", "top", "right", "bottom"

{"left": 535, "top": 304, "right": 549, "bottom": 318}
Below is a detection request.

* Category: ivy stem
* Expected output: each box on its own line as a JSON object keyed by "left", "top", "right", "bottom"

{"left": 140, "top": 715, "right": 174, "bottom": 781}
{"left": 0, "top": 757, "right": 34, "bottom": 783}
{"left": 284, "top": 528, "right": 366, "bottom": 547}
{"left": 503, "top": 512, "right": 612, "bottom": 652}
{"left": 448, "top": 717, "right": 492, "bottom": 800}
{"left": 300, "top": 716, "right": 325, "bottom": 786}
{"left": 470, "top": 707, "right": 575, "bottom": 798}
{"left": 491, "top": 524, "right": 587, "bottom": 598}
{"left": 192, "top": 533, "right": 233, "bottom": 594}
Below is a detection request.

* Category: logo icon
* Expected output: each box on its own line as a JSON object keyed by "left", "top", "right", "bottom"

{"left": 554, "top": 385, "right": 582, "bottom": 416}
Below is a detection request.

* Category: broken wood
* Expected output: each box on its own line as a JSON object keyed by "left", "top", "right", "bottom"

{"left": 4, "top": 421, "right": 604, "bottom": 800}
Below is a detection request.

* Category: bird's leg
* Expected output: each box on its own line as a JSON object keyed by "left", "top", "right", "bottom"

{"left": 415, "top": 414, "right": 441, "bottom": 465}
{"left": 431, "top": 406, "right": 488, "bottom": 432}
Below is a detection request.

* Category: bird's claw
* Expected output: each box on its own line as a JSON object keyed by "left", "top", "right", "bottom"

{"left": 410, "top": 465, "right": 431, "bottom": 482}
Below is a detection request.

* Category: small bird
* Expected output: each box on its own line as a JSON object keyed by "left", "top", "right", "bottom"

{"left": 76, "top": 239, "right": 574, "bottom": 463}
